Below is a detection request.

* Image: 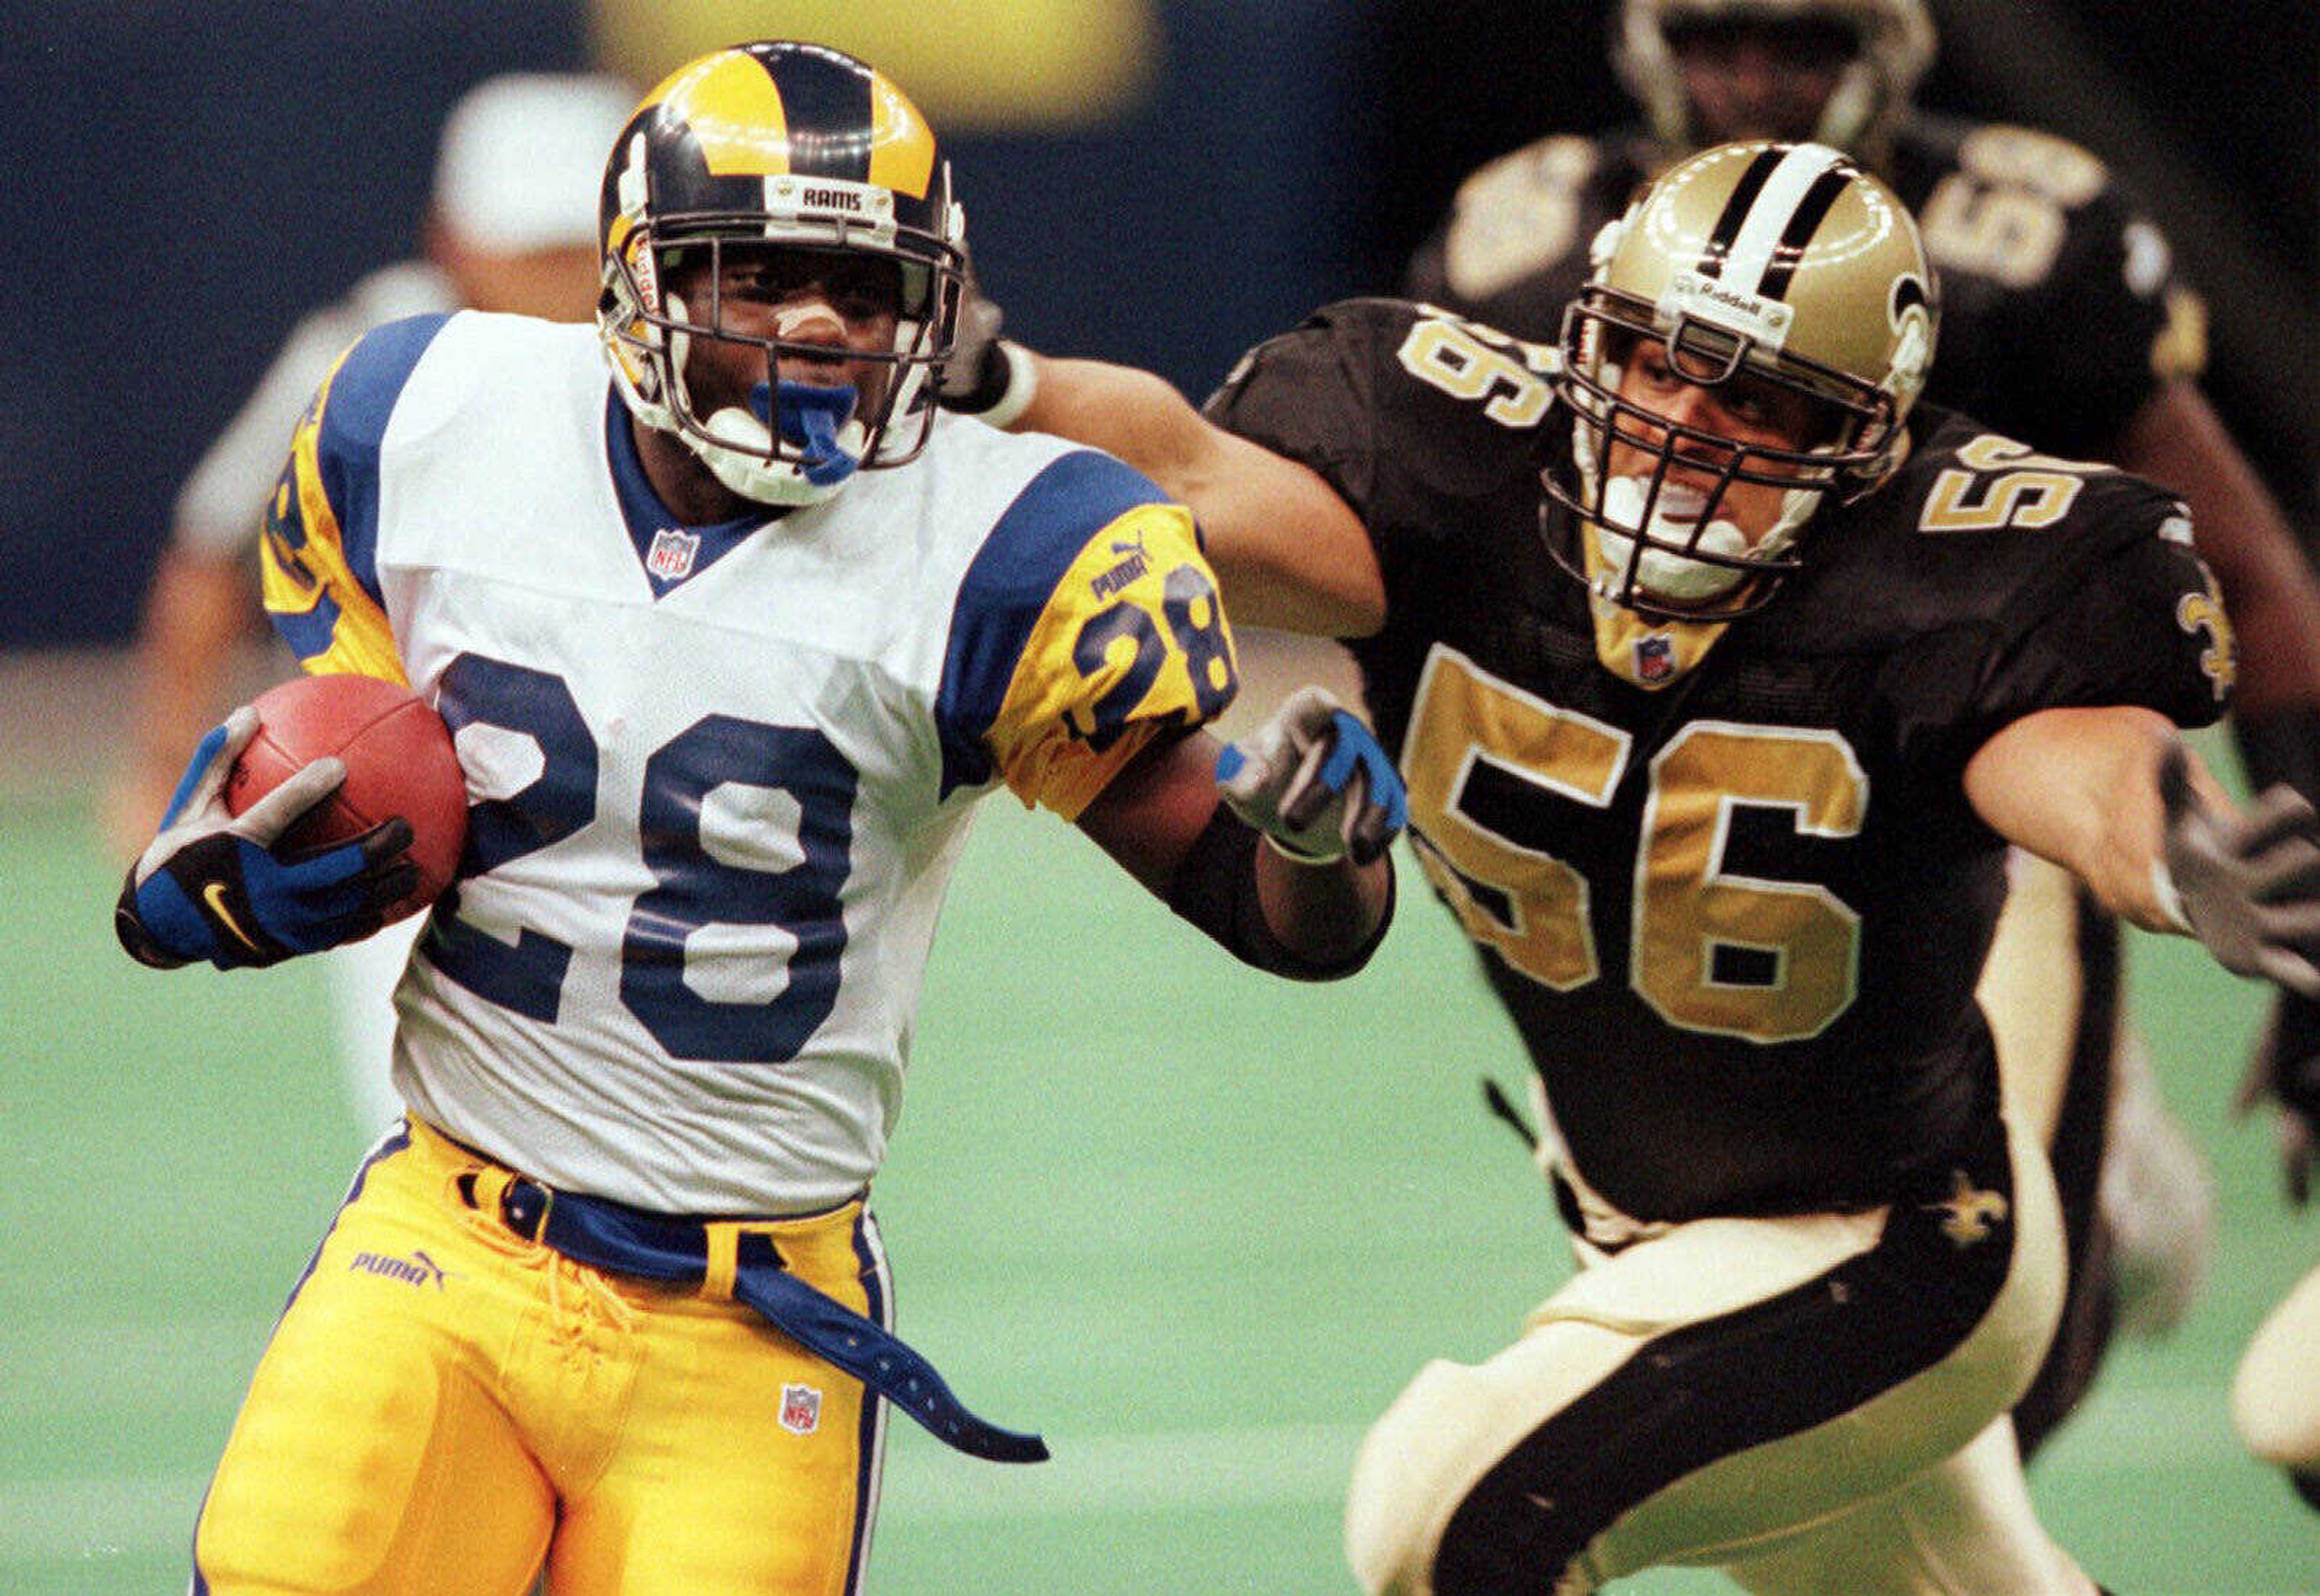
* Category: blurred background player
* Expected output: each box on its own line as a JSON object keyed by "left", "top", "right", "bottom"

{"left": 2234, "top": 998, "right": 2320, "bottom": 1512}
{"left": 109, "top": 69, "right": 636, "bottom": 1135}
{"left": 1402, "top": 0, "right": 2320, "bottom": 1457}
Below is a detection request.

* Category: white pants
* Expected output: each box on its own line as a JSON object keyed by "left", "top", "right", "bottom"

{"left": 1344, "top": 1109, "right": 2091, "bottom": 1595}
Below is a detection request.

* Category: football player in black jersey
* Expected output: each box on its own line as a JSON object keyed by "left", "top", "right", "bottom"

{"left": 945, "top": 141, "right": 2320, "bottom": 1592}
{"left": 1403, "top": 0, "right": 2320, "bottom": 1465}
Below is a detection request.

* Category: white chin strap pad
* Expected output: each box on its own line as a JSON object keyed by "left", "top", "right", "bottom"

{"left": 656, "top": 292, "right": 866, "bottom": 509}
{"left": 1596, "top": 475, "right": 1753, "bottom": 603}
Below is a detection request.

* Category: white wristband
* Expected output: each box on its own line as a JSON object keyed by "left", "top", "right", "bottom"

{"left": 975, "top": 340, "right": 1039, "bottom": 431}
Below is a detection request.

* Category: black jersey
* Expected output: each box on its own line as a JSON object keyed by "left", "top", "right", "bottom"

{"left": 1208, "top": 299, "right": 2229, "bottom": 1221}
{"left": 1405, "top": 117, "right": 2202, "bottom": 459}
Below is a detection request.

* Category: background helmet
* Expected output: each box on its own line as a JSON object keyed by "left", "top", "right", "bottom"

{"left": 1613, "top": 0, "right": 1936, "bottom": 156}
{"left": 598, "top": 40, "right": 968, "bottom": 507}
{"left": 1550, "top": 140, "right": 1938, "bottom": 618}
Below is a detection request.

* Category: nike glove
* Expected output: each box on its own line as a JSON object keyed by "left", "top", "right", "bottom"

{"left": 1216, "top": 686, "right": 1407, "bottom": 866}
{"left": 115, "top": 707, "right": 416, "bottom": 970}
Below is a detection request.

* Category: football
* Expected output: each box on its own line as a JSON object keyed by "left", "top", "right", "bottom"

{"left": 225, "top": 673, "right": 469, "bottom": 924}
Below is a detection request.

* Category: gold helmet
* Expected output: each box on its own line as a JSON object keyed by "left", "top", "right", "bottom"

{"left": 1549, "top": 140, "right": 1937, "bottom": 618}
{"left": 1613, "top": 0, "right": 1935, "bottom": 155}
{"left": 598, "top": 42, "right": 968, "bottom": 508}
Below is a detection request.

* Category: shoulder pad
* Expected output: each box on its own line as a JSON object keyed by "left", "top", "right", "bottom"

{"left": 1205, "top": 300, "right": 1553, "bottom": 564}
{"left": 1765, "top": 406, "right": 2185, "bottom": 651}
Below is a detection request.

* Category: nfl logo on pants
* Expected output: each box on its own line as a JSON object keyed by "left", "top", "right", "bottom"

{"left": 780, "top": 1382, "right": 822, "bottom": 1436}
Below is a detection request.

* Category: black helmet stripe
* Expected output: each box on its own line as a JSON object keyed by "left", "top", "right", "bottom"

{"left": 761, "top": 44, "right": 875, "bottom": 182}
{"left": 1696, "top": 146, "right": 1784, "bottom": 282}
{"left": 1757, "top": 164, "right": 1857, "bottom": 300}
{"left": 1703, "top": 144, "right": 1855, "bottom": 300}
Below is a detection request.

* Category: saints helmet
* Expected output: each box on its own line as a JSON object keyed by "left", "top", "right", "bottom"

{"left": 1549, "top": 140, "right": 1937, "bottom": 618}
{"left": 598, "top": 41, "right": 968, "bottom": 508}
{"left": 1613, "top": 0, "right": 1935, "bottom": 156}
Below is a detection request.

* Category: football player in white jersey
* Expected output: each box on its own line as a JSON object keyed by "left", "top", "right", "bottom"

{"left": 112, "top": 42, "right": 1403, "bottom": 1595}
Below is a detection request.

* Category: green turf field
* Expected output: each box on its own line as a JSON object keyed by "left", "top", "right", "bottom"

{"left": 7, "top": 755, "right": 2319, "bottom": 1592}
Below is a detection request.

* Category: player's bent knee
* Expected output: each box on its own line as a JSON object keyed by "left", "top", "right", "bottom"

{"left": 1346, "top": 1358, "right": 1506, "bottom": 1595}
{"left": 2232, "top": 1281, "right": 2320, "bottom": 1472}
{"left": 2234, "top": 1360, "right": 2320, "bottom": 1471}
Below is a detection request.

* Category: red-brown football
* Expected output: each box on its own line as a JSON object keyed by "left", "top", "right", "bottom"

{"left": 225, "top": 673, "right": 468, "bottom": 924}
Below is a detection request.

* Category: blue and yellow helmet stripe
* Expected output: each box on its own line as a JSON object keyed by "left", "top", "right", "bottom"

{"left": 594, "top": 40, "right": 968, "bottom": 491}
{"left": 611, "top": 40, "right": 942, "bottom": 230}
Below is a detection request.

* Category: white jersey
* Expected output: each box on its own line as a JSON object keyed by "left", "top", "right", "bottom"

{"left": 260, "top": 312, "right": 1236, "bottom": 1213}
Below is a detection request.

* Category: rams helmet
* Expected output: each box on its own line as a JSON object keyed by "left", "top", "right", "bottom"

{"left": 1549, "top": 140, "right": 1938, "bottom": 617}
{"left": 1613, "top": 0, "right": 1936, "bottom": 156}
{"left": 598, "top": 41, "right": 968, "bottom": 507}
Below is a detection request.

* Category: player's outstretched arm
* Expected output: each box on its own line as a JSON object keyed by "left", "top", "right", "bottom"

{"left": 2120, "top": 379, "right": 2320, "bottom": 1199}
{"left": 114, "top": 707, "right": 416, "bottom": 971}
{"left": 1964, "top": 705, "right": 2320, "bottom": 992}
{"left": 942, "top": 317, "right": 1385, "bottom": 638}
{"left": 1074, "top": 690, "right": 1401, "bottom": 980}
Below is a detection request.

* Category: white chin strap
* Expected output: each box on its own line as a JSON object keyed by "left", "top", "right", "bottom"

{"left": 694, "top": 403, "right": 869, "bottom": 509}
{"left": 1596, "top": 475, "right": 1759, "bottom": 603}
{"left": 666, "top": 295, "right": 871, "bottom": 510}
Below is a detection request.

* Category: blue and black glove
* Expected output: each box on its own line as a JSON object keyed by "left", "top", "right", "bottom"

{"left": 114, "top": 707, "right": 416, "bottom": 971}
{"left": 1215, "top": 686, "right": 1408, "bottom": 867}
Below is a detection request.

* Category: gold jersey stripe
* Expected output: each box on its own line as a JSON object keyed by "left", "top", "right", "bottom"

{"left": 259, "top": 352, "right": 407, "bottom": 686}
{"left": 987, "top": 500, "right": 1226, "bottom": 820}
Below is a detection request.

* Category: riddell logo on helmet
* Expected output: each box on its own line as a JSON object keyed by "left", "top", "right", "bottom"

{"left": 1664, "top": 272, "right": 1793, "bottom": 349}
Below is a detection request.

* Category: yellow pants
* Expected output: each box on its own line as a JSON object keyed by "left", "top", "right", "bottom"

{"left": 194, "top": 1119, "right": 888, "bottom": 1595}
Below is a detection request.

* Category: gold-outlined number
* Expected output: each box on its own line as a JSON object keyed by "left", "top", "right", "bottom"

{"left": 1921, "top": 434, "right": 2107, "bottom": 535}
{"left": 1916, "top": 126, "right": 2105, "bottom": 291}
{"left": 1403, "top": 647, "right": 1629, "bottom": 989}
{"left": 1405, "top": 648, "right": 1867, "bottom": 1043}
{"left": 1396, "top": 311, "right": 1555, "bottom": 428}
{"left": 1634, "top": 722, "right": 1866, "bottom": 1042}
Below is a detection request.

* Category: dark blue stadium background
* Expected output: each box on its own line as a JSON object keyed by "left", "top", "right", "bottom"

{"left": 5, "top": 1, "right": 2313, "bottom": 647}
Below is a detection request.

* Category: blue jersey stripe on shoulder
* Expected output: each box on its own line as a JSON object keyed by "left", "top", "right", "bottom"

{"left": 271, "top": 590, "right": 344, "bottom": 663}
{"left": 318, "top": 313, "right": 452, "bottom": 603}
{"left": 936, "top": 449, "right": 1171, "bottom": 796}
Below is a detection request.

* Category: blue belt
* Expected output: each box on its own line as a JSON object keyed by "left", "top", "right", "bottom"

{"left": 460, "top": 1170, "right": 1049, "bottom": 1464}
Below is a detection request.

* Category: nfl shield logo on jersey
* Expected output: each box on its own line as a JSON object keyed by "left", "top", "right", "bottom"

{"left": 1634, "top": 633, "right": 1675, "bottom": 684}
{"left": 646, "top": 526, "right": 700, "bottom": 581}
{"left": 780, "top": 1382, "right": 823, "bottom": 1436}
